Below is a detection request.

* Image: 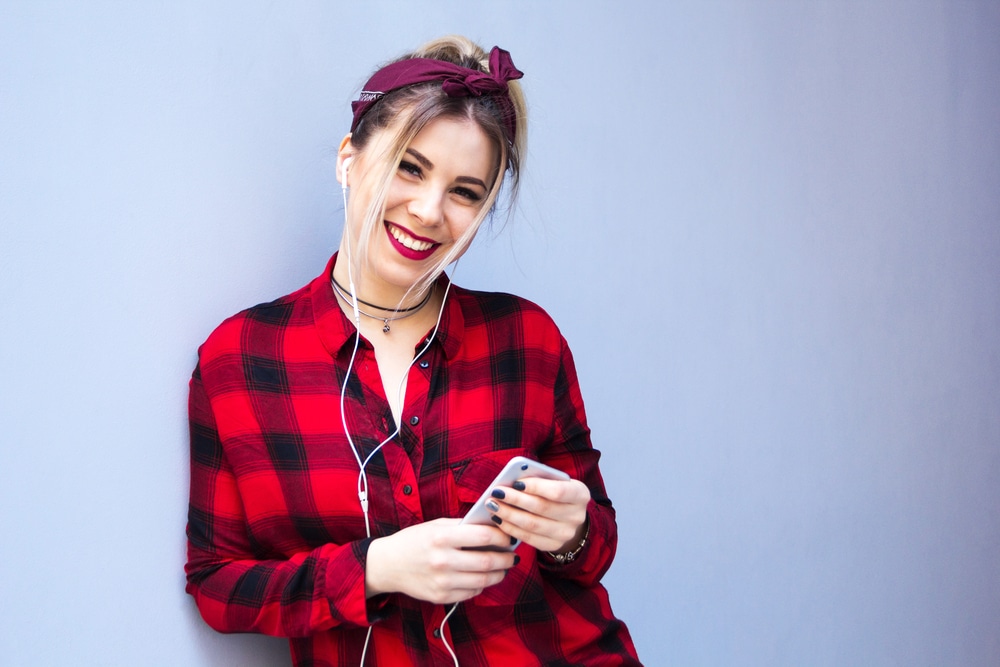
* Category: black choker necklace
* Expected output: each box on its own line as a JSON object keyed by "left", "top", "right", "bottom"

{"left": 330, "top": 276, "right": 433, "bottom": 334}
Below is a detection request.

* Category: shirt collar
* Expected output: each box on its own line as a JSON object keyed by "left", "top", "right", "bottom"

{"left": 310, "top": 253, "right": 465, "bottom": 360}
{"left": 431, "top": 274, "right": 464, "bottom": 360}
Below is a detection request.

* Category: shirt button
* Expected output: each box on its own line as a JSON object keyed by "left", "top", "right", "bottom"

{"left": 409, "top": 416, "right": 420, "bottom": 426}
{"left": 403, "top": 484, "right": 413, "bottom": 495}
{"left": 432, "top": 628, "right": 441, "bottom": 638}
{"left": 419, "top": 360, "right": 429, "bottom": 369}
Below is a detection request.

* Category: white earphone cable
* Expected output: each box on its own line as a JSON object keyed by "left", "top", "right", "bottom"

{"left": 341, "top": 164, "right": 462, "bottom": 665}
{"left": 440, "top": 602, "right": 461, "bottom": 666}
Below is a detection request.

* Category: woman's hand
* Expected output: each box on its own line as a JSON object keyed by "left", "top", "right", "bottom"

{"left": 486, "top": 477, "right": 591, "bottom": 554}
{"left": 365, "top": 518, "right": 518, "bottom": 604}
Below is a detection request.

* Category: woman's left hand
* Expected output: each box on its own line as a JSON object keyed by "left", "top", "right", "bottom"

{"left": 487, "top": 477, "right": 590, "bottom": 554}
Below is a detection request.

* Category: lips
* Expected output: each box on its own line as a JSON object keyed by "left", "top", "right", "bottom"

{"left": 385, "top": 222, "right": 440, "bottom": 260}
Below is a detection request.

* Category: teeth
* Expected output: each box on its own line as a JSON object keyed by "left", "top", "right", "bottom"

{"left": 390, "top": 225, "right": 434, "bottom": 251}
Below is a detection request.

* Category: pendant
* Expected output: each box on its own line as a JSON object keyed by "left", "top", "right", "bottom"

{"left": 382, "top": 320, "right": 391, "bottom": 334}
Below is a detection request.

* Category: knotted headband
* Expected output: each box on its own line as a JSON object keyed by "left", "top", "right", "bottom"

{"left": 350, "top": 46, "right": 524, "bottom": 143}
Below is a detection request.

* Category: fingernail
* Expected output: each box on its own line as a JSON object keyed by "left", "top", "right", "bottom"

{"left": 485, "top": 500, "right": 500, "bottom": 512}
{"left": 512, "top": 481, "right": 526, "bottom": 491}
{"left": 490, "top": 515, "right": 503, "bottom": 525}
{"left": 513, "top": 554, "right": 521, "bottom": 566}
{"left": 491, "top": 488, "right": 506, "bottom": 499}
{"left": 510, "top": 536, "right": 518, "bottom": 545}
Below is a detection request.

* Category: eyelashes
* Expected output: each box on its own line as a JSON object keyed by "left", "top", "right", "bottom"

{"left": 397, "top": 161, "right": 484, "bottom": 202}
{"left": 453, "top": 186, "right": 483, "bottom": 202}
{"left": 399, "top": 160, "right": 422, "bottom": 177}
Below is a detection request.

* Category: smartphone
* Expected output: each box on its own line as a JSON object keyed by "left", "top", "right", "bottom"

{"left": 460, "top": 456, "right": 571, "bottom": 550}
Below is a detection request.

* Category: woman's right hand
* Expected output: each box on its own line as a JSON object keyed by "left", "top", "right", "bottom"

{"left": 365, "top": 518, "right": 518, "bottom": 604}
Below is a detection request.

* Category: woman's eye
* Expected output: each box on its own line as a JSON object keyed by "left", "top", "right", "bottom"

{"left": 454, "top": 187, "right": 482, "bottom": 202}
{"left": 399, "top": 160, "right": 422, "bottom": 177}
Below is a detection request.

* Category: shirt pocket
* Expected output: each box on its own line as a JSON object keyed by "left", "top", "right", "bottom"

{"left": 449, "top": 448, "right": 531, "bottom": 516}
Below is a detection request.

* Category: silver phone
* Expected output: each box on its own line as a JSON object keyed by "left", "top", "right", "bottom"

{"left": 460, "top": 456, "right": 571, "bottom": 550}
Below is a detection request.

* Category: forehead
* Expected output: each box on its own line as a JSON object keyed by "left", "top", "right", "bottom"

{"left": 409, "top": 116, "right": 496, "bottom": 154}
{"left": 406, "top": 116, "right": 496, "bottom": 166}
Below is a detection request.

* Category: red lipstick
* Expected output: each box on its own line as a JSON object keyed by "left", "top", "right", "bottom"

{"left": 385, "top": 222, "right": 439, "bottom": 261}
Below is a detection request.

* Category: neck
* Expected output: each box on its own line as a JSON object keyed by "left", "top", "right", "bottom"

{"left": 332, "top": 253, "right": 432, "bottom": 313}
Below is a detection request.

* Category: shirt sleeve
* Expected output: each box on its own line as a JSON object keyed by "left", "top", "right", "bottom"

{"left": 185, "top": 363, "right": 385, "bottom": 638}
{"left": 536, "top": 335, "right": 620, "bottom": 586}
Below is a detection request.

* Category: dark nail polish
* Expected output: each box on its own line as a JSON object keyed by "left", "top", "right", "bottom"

{"left": 512, "top": 480, "right": 526, "bottom": 491}
{"left": 491, "top": 488, "right": 506, "bottom": 499}
{"left": 490, "top": 514, "right": 503, "bottom": 525}
{"left": 510, "top": 536, "right": 518, "bottom": 545}
{"left": 513, "top": 554, "right": 521, "bottom": 566}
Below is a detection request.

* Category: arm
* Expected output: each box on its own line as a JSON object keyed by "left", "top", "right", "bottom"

{"left": 185, "top": 364, "right": 375, "bottom": 637}
{"left": 489, "top": 335, "right": 620, "bottom": 587}
{"left": 365, "top": 519, "right": 517, "bottom": 604}
{"left": 186, "top": 362, "right": 518, "bottom": 634}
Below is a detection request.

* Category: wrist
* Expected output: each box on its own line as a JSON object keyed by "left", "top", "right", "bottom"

{"left": 364, "top": 536, "right": 392, "bottom": 598}
{"left": 545, "top": 519, "right": 590, "bottom": 565}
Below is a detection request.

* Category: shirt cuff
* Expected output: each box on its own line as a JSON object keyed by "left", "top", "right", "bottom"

{"left": 537, "top": 498, "right": 615, "bottom": 583}
{"left": 324, "top": 538, "right": 390, "bottom": 627}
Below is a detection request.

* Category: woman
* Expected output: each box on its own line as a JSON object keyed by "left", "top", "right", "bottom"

{"left": 186, "top": 35, "right": 641, "bottom": 666}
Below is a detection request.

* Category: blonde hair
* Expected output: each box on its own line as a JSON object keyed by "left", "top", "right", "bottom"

{"left": 345, "top": 35, "right": 528, "bottom": 299}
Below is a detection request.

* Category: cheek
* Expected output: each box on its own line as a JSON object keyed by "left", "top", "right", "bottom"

{"left": 448, "top": 210, "right": 484, "bottom": 247}
{"left": 350, "top": 181, "right": 393, "bottom": 239}
{"left": 381, "top": 182, "right": 405, "bottom": 210}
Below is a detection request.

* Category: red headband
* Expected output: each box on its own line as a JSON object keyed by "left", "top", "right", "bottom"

{"left": 350, "top": 46, "right": 524, "bottom": 143}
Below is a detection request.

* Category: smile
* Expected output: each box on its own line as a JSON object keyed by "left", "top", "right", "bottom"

{"left": 385, "top": 222, "right": 440, "bottom": 260}
{"left": 388, "top": 223, "right": 436, "bottom": 251}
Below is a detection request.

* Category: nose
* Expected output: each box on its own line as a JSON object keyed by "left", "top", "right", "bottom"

{"left": 407, "top": 185, "right": 445, "bottom": 227}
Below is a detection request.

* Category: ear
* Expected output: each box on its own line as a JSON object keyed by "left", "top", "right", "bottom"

{"left": 336, "top": 134, "right": 355, "bottom": 186}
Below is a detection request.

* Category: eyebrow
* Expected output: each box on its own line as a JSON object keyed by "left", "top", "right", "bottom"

{"left": 406, "top": 148, "right": 488, "bottom": 190}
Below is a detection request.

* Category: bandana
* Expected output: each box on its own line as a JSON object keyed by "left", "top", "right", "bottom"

{"left": 350, "top": 46, "right": 524, "bottom": 143}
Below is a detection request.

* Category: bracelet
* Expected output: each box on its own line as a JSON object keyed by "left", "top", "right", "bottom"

{"left": 546, "top": 521, "right": 590, "bottom": 565}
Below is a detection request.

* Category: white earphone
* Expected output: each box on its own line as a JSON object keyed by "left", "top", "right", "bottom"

{"left": 335, "top": 147, "right": 460, "bottom": 667}
{"left": 340, "top": 156, "right": 353, "bottom": 189}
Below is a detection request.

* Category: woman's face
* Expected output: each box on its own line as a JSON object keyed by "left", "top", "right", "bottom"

{"left": 344, "top": 115, "right": 498, "bottom": 297}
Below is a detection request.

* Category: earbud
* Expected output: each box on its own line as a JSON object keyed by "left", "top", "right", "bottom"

{"left": 340, "top": 156, "right": 354, "bottom": 188}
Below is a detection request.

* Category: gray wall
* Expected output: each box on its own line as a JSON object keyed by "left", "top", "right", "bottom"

{"left": 2, "top": 1, "right": 998, "bottom": 665}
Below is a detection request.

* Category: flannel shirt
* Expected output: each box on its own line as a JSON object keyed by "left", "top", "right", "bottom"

{"left": 186, "top": 255, "right": 641, "bottom": 666}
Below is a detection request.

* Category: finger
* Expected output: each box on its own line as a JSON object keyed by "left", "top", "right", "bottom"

{"left": 504, "top": 477, "right": 590, "bottom": 504}
{"left": 489, "top": 485, "right": 585, "bottom": 523}
{"left": 453, "top": 522, "right": 518, "bottom": 551}
{"left": 499, "top": 505, "right": 572, "bottom": 540}
{"left": 486, "top": 500, "right": 583, "bottom": 552}
{"left": 432, "top": 517, "right": 464, "bottom": 527}
{"left": 489, "top": 488, "right": 554, "bottom": 519}
{"left": 426, "top": 560, "right": 513, "bottom": 604}
{"left": 446, "top": 565, "right": 511, "bottom": 588}
{"left": 489, "top": 512, "right": 571, "bottom": 553}
{"left": 452, "top": 549, "right": 520, "bottom": 576}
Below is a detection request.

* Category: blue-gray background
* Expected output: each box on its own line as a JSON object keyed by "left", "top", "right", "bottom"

{"left": 2, "top": 1, "right": 998, "bottom": 665}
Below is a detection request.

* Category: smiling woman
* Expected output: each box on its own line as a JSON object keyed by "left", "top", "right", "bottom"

{"left": 336, "top": 116, "right": 495, "bottom": 320}
{"left": 184, "top": 35, "right": 641, "bottom": 667}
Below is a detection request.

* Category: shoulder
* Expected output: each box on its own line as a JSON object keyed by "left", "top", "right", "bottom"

{"left": 450, "top": 285, "right": 565, "bottom": 348}
{"left": 451, "top": 285, "right": 556, "bottom": 325}
{"left": 197, "top": 281, "right": 315, "bottom": 362}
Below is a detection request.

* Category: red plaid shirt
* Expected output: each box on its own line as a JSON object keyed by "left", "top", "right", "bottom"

{"left": 186, "top": 255, "right": 640, "bottom": 666}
